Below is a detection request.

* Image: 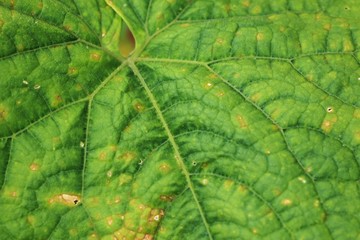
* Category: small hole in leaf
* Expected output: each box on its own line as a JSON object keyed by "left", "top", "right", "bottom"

{"left": 327, "top": 107, "right": 333, "bottom": 113}
{"left": 119, "top": 21, "right": 135, "bottom": 57}
{"left": 192, "top": 161, "right": 197, "bottom": 166}
{"left": 74, "top": 199, "right": 78, "bottom": 205}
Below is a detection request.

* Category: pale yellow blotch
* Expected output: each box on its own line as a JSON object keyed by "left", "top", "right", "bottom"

{"left": 353, "top": 109, "right": 360, "bottom": 119}
{"left": 323, "top": 23, "right": 332, "bottom": 30}
{"left": 204, "top": 82, "right": 213, "bottom": 90}
{"left": 166, "top": 0, "right": 176, "bottom": 4}
{"left": 180, "top": 23, "right": 190, "bottom": 28}
{"left": 11, "top": 191, "right": 17, "bottom": 197}
{"left": 281, "top": 198, "right": 292, "bottom": 206}
{"left": 99, "top": 152, "right": 107, "bottom": 161}
{"left": 201, "top": 178, "right": 209, "bottom": 186}
{"left": 223, "top": 180, "right": 234, "bottom": 190}
{"left": 216, "top": 38, "right": 224, "bottom": 45}
{"left": 107, "top": 217, "right": 114, "bottom": 226}
{"left": 305, "top": 74, "right": 314, "bottom": 81}
{"left": 80, "top": 141, "right": 85, "bottom": 148}
{"left": 265, "top": 149, "right": 271, "bottom": 155}
{"left": 314, "top": 199, "right": 320, "bottom": 208}
{"left": 256, "top": 32, "right": 264, "bottom": 41}
{"left": 51, "top": 95, "right": 63, "bottom": 107}
{"left": 119, "top": 151, "right": 136, "bottom": 162}
{"left": 297, "top": 176, "right": 307, "bottom": 184}
{"left": 272, "top": 188, "right": 281, "bottom": 196}
{"left": 0, "top": 104, "right": 9, "bottom": 122}
{"left": 89, "top": 233, "right": 98, "bottom": 239}
{"left": 236, "top": 115, "right": 248, "bottom": 128}
{"left": 216, "top": 91, "right": 225, "bottom": 97}
{"left": 107, "top": 170, "right": 113, "bottom": 178}
{"left": 159, "top": 163, "right": 171, "bottom": 173}
{"left": 16, "top": 44, "right": 24, "bottom": 52}
{"left": 143, "top": 234, "right": 153, "bottom": 240}
{"left": 242, "top": 0, "right": 250, "bottom": 7}
{"left": 37, "top": 2, "right": 43, "bottom": 10}
{"left": 315, "top": 13, "right": 322, "bottom": 20}
{"left": 270, "top": 108, "right": 282, "bottom": 119}
{"left": 252, "top": 228, "right": 258, "bottom": 235}
{"left": 101, "top": 32, "right": 106, "bottom": 38}
{"left": 27, "top": 215, "right": 36, "bottom": 225}
{"left": 250, "top": 93, "right": 262, "bottom": 102}
{"left": 114, "top": 196, "right": 121, "bottom": 204}
{"left": 279, "top": 26, "right": 286, "bottom": 32}
{"left": 321, "top": 117, "right": 337, "bottom": 133}
{"left": 29, "top": 163, "right": 39, "bottom": 171}
{"left": 305, "top": 166, "right": 313, "bottom": 173}
{"left": 67, "top": 66, "right": 78, "bottom": 76}
{"left": 343, "top": 39, "right": 354, "bottom": 51}
{"left": 90, "top": 52, "right": 102, "bottom": 61}
{"left": 250, "top": 5, "right": 262, "bottom": 14}
{"left": 119, "top": 174, "right": 132, "bottom": 185}
{"left": 267, "top": 14, "right": 279, "bottom": 21}
{"left": 237, "top": 185, "right": 247, "bottom": 193}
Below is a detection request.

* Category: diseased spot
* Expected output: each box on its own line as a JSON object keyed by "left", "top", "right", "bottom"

{"left": 99, "top": 152, "right": 107, "bottom": 160}
{"left": 33, "top": 84, "right": 41, "bottom": 90}
{"left": 80, "top": 141, "right": 85, "bottom": 148}
{"left": 49, "top": 193, "right": 81, "bottom": 206}
{"left": 321, "top": 117, "right": 337, "bottom": 133}
{"left": 138, "top": 159, "right": 144, "bottom": 165}
{"left": 297, "top": 176, "right": 307, "bottom": 184}
{"left": 107, "top": 217, "right": 113, "bottom": 226}
{"left": 305, "top": 166, "right": 313, "bottom": 173}
{"left": 252, "top": 228, "right": 258, "bottom": 235}
{"left": 37, "top": 2, "right": 43, "bottom": 9}
{"left": 153, "top": 215, "right": 160, "bottom": 221}
{"left": 166, "top": 0, "right": 176, "bottom": 4}
{"left": 27, "top": 215, "right": 36, "bottom": 225}
{"left": 119, "top": 174, "right": 132, "bottom": 185}
{"left": 326, "top": 107, "right": 333, "bottom": 113}
{"left": 119, "top": 151, "right": 136, "bottom": 162}
{"left": 204, "top": 82, "right": 213, "bottom": 90}
{"left": 133, "top": 102, "right": 145, "bottom": 112}
{"left": 343, "top": 40, "right": 353, "bottom": 51}
{"left": 216, "top": 91, "right": 225, "bottom": 97}
{"left": 216, "top": 38, "right": 224, "bottom": 44}
{"left": 279, "top": 26, "right": 286, "bottom": 32}
{"left": 180, "top": 23, "right": 190, "bottom": 28}
{"left": 314, "top": 200, "right": 320, "bottom": 208}
{"left": 159, "top": 163, "right": 170, "bottom": 173}
{"left": 256, "top": 32, "right": 264, "bottom": 40}
{"left": 323, "top": 23, "right": 332, "bottom": 30}
{"left": 51, "top": 95, "right": 63, "bottom": 107}
{"left": 159, "top": 195, "right": 175, "bottom": 202}
{"left": 90, "top": 52, "right": 102, "bottom": 61}
{"left": 101, "top": 32, "right": 106, "bottom": 37}
{"left": 107, "top": 170, "right": 113, "bottom": 178}
{"left": 265, "top": 149, "right": 271, "bottom": 155}
{"left": 29, "top": 163, "right": 39, "bottom": 171}
{"left": 191, "top": 161, "right": 197, "bottom": 166}
{"left": 236, "top": 115, "right": 248, "bottom": 128}
{"left": 114, "top": 197, "right": 121, "bottom": 204}
{"left": 143, "top": 234, "right": 153, "bottom": 240}
{"left": 68, "top": 66, "right": 78, "bottom": 76}
{"left": 11, "top": 191, "right": 17, "bottom": 197}
{"left": 281, "top": 198, "right": 292, "bottom": 206}
{"left": 0, "top": 105, "right": 9, "bottom": 121}
{"left": 224, "top": 180, "right": 234, "bottom": 190}
{"left": 22, "top": 80, "right": 29, "bottom": 85}
{"left": 250, "top": 5, "right": 262, "bottom": 14}
{"left": 16, "top": 44, "right": 24, "bottom": 52}
{"left": 201, "top": 178, "right": 209, "bottom": 186}
{"left": 242, "top": 0, "right": 250, "bottom": 7}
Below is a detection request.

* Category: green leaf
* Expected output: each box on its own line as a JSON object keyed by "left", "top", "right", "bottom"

{"left": 0, "top": 0, "right": 359, "bottom": 239}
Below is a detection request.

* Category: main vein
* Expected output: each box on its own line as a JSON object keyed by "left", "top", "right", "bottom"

{"left": 128, "top": 61, "right": 214, "bottom": 240}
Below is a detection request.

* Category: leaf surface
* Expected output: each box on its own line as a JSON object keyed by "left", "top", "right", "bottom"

{"left": 0, "top": 0, "right": 359, "bottom": 239}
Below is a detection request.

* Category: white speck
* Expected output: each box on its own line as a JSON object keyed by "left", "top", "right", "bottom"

{"left": 80, "top": 141, "right": 85, "bottom": 148}
{"left": 101, "top": 32, "right": 106, "bottom": 37}
{"left": 22, "top": 80, "right": 28, "bottom": 85}
{"left": 123, "top": 3, "right": 127, "bottom": 7}
{"left": 138, "top": 159, "right": 144, "bottom": 165}
{"left": 358, "top": 77, "right": 360, "bottom": 81}
{"left": 154, "top": 215, "right": 160, "bottom": 221}
{"left": 107, "top": 171, "right": 112, "bottom": 177}
{"left": 34, "top": 84, "right": 41, "bottom": 90}
{"left": 35, "top": 20, "right": 38, "bottom": 24}
{"left": 206, "top": 82, "right": 213, "bottom": 87}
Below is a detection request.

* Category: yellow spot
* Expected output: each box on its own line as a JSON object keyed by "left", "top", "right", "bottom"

{"left": 11, "top": 191, "right": 17, "bottom": 197}
{"left": 37, "top": 2, "right": 43, "bottom": 9}
{"left": 236, "top": 115, "right": 248, "bottom": 128}
{"left": 314, "top": 199, "right": 320, "bottom": 208}
{"left": 119, "top": 151, "right": 136, "bottom": 162}
{"left": 27, "top": 215, "right": 36, "bottom": 225}
{"left": 265, "top": 149, "right": 271, "bottom": 155}
{"left": 89, "top": 233, "right": 97, "bottom": 239}
{"left": 90, "top": 52, "right": 102, "bottom": 61}
{"left": 256, "top": 32, "right": 264, "bottom": 41}
{"left": 281, "top": 198, "right": 292, "bottom": 206}
{"left": 321, "top": 117, "right": 337, "bottom": 133}
{"left": 68, "top": 66, "right": 78, "bottom": 76}
{"left": 305, "top": 166, "right": 313, "bottom": 173}
{"left": 305, "top": 74, "right": 314, "bottom": 81}
{"left": 279, "top": 26, "right": 286, "bottom": 32}
{"left": 323, "top": 23, "right": 332, "bottom": 30}
{"left": 237, "top": 185, "right": 247, "bottom": 192}
{"left": 30, "top": 163, "right": 39, "bottom": 171}
{"left": 114, "top": 197, "right": 121, "bottom": 204}
{"left": 49, "top": 193, "right": 81, "bottom": 206}
{"left": 144, "top": 234, "right": 153, "bottom": 240}
{"left": 134, "top": 102, "right": 145, "bottom": 112}
{"left": 180, "top": 23, "right": 190, "bottom": 28}
{"left": 16, "top": 44, "right": 24, "bottom": 52}
{"left": 51, "top": 95, "right": 63, "bottom": 107}
{"left": 107, "top": 217, "right": 113, "bottom": 226}
{"left": 160, "top": 195, "right": 175, "bottom": 202}
{"left": 204, "top": 82, "right": 213, "bottom": 90}
{"left": 107, "top": 170, "right": 113, "bottom": 178}
{"left": 252, "top": 228, "right": 258, "bottom": 235}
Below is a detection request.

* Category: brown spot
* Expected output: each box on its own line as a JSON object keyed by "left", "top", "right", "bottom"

{"left": 37, "top": 2, "right": 43, "bottom": 9}
{"left": 279, "top": 26, "right": 286, "bottom": 32}
{"left": 48, "top": 193, "right": 80, "bottom": 206}
{"left": 143, "top": 234, "right": 153, "bottom": 240}
{"left": 52, "top": 95, "right": 63, "bottom": 107}
{"left": 120, "top": 151, "right": 135, "bottom": 161}
{"left": 223, "top": 180, "right": 234, "bottom": 190}
{"left": 107, "top": 217, "right": 113, "bottom": 226}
